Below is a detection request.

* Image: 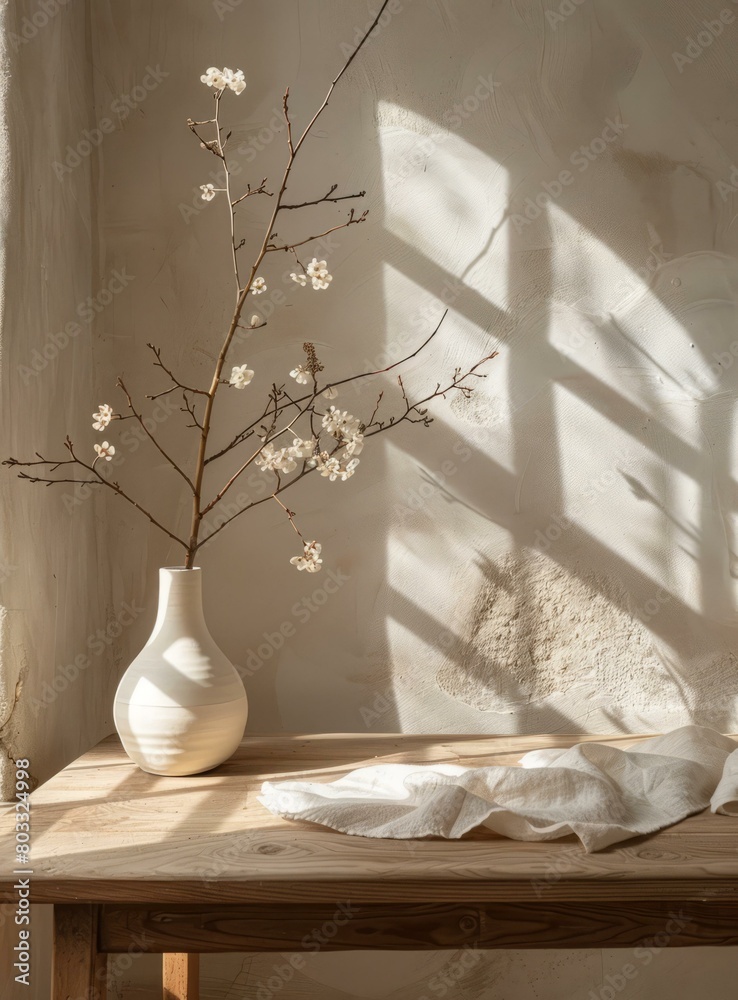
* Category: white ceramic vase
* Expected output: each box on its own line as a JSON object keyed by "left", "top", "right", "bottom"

{"left": 113, "top": 567, "right": 248, "bottom": 776}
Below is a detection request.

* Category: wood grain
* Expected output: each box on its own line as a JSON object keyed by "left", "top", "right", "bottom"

{"left": 2, "top": 733, "right": 737, "bottom": 906}
{"left": 163, "top": 953, "right": 199, "bottom": 1000}
{"left": 98, "top": 901, "right": 738, "bottom": 952}
{"left": 53, "top": 904, "right": 106, "bottom": 1000}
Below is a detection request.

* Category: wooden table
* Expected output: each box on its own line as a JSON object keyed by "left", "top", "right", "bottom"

{"left": 2, "top": 733, "right": 738, "bottom": 999}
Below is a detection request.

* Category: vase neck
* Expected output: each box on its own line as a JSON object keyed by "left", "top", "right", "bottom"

{"left": 149, "top": 567, "right": 207, "bottom": 641}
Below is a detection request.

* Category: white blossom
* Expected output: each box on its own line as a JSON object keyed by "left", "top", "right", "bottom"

{"left": 342, "top": 458, "right": 360, "bottom": 480}
{"left": 316, "top": 452, "right": 359, "bottom": 482}
{"left": 290, "top": 272, "right": 307, "bottom": 287}
{"left": 200, "top": 183, "right": 217, "bottom": 201}
{"left": 322, "top": 406, "right": 361, "bottom": 439}
{"left": 290, "top": 364, "right": 310, "bottom": 385}
{"left": 200, "top": 66, "right": 228, "bottom": 90}
{"left": 200, "top": 66, "right": 246, "bottom": 93}
{"left": 250, "top": 314, "right": 265, "bottom": 328}
{"left": 288, "top": 437, "right": 316, "bottom": 459}
{"left": 290, "top": 540, "right": 322, "bottom": 573}
{"left": 251, "top": 277, "right": 267, "bottom": 295}
{"left": 92, "top": 404, "right": 113, "bottom": 431}
{"left": 229, "top": 364, "right": 254, "bottom": 389}
{"left": 94, "top": 441, "right": 115, "bottom": 462}
{"left": 344, "top": 431, "right": 364, "bottom": 456}
{"left": 256, "top": 443, "right": 297, "bottom": 474}
{"left": 222, "top": 67, "right": 246, "bottom": 95}
{"left": 322, "top": 386, "right": 339, "bottom": 400}
{"left": 306, "top": 257, "right": 333, "bottom": 291}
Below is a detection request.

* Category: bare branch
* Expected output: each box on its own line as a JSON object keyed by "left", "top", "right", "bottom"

{"left": 232, "top": 178, "right": 272, "bottom": 207}
{"left": 364, "top": 351, "right": 499, "bottom": 438}
{"left": 147, "top": 343, "right": 208, "bottom": 397}
{"left": 283, "top": 89, "right": 294, "bottom": 156}
{"left": 186, "top": 117, "right": 223, "bottom": 158}
{"left": 290, "top": 0, "right": 393, "bottom": 159}
{"left": 205, "top": 312, "right": 449, "bottom": 466}
{"left": 116, "top": 378, "right": 196, "bottom": 491}
{"left": 5, "top": 438, "right": 188, "bottom": 551}
{"left": 266, "top": 208, "right": 368, "bottom": 254}
{"left": 181, "top": 392, "right": 203, "bottom": 430}
{"left": 281, "top": 183, "right": 366, "bottom": 211}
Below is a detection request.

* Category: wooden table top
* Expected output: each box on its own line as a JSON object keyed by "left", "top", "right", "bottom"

{"left": 2, "top": 732, "right": 738, "bottom": 905}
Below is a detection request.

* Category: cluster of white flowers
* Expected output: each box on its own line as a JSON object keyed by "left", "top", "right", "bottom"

{"left": 289, "top": 437, "right": 316, "bottom": 459}
{"left": 315, "top": 453, "right": 359, "bottom": 482}
{"left": 289, "top": 364, "right": 310, "bottom": 385}
{"left": 290, "top": 540, "right": 322, "bottom": 573}
{"left": 306, "top": 258, "right": 332, "bottom": 290}
{"left": 321, "top": 406, "right": 364, "bottom": 455}
{"left": 200, "top": 66, "right": 246, "bottom": 95}
{"left": 256, "top": 443, "right": 297, "bottom": 474}
{"left": 94, "top": 441, "right": 115, "bottom": 462}
{"left": 256, "top": 436, "right": 316, "bottom": 474}
{"left": 290, "top": 258, "right": 333, "bottom": 291}
{"left": 229, "top": 364, "right": 254, "bottom": 389}
{"left": 251, "top": 277, "right": 267, "bottom": 295}
{"left": 92, "top": 404, "right": 113, "bottom": 431}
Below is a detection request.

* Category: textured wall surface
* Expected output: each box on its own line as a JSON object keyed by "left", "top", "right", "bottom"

{"left": 4, "top": 0, "right": 738, "bottom": 996}
{"left": 91, "top": 0, "right": 738, "bottom": 739}
{"left": 0, "top": 0, "right": 125, "bottom": 994}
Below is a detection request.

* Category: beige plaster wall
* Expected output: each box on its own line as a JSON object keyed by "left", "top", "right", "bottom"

{"left": 3, "top": 0, "right": 738, "bottom": 996}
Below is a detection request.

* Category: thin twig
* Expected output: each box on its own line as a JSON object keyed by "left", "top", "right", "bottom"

{"left": 232, "top": 178, "right": 272, "bottom": 207}
{"left": 206, "top": 311, "right": 448, "bottom": 465}
{"left": 147, "top": 343, "right": 208, "bottom": 397}
{"left": 5, "top": 438, "right": 188, "bottom": 551}
{"left": 281, "top": 183, "right": 366, "bottom": 210}
{"left": 116, "top": 378, "right": 195, "bottom": 491}
{"left": 266, "top": 209, "right": 368, "bottom": 254}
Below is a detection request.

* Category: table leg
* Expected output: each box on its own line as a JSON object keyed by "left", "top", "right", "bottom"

{"left": 52, "top": 904, "right": 107, "bottom": 999}
{"left": 163, "top": 953, "right": 199, "bottom": 999}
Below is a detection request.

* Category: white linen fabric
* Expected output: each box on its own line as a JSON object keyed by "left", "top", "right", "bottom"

{"left": 259, "top": 726, "right": 738, "bottom": 852}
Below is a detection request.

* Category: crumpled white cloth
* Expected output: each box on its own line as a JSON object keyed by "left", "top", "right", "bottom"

{"left": 259, "top": 726, "right": 738, "bottom": 852}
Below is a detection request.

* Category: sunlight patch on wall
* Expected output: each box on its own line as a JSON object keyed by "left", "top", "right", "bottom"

{"left": 378, "top": 101, "right": 509, "bottom": 312}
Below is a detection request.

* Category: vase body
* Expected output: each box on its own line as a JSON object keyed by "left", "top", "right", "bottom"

{"left": 113, "top": 567, "right": 248, "bottom": 776}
